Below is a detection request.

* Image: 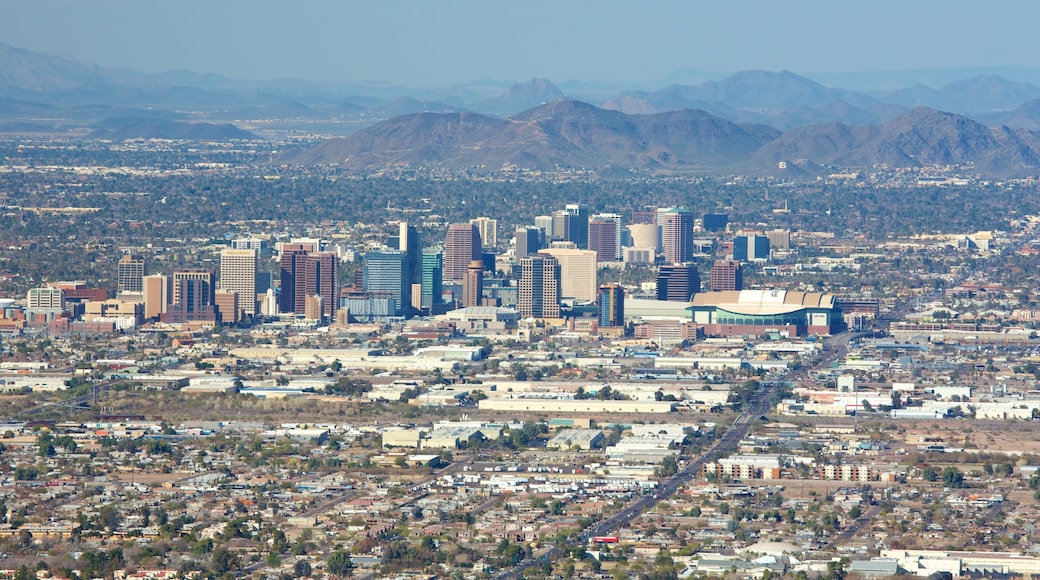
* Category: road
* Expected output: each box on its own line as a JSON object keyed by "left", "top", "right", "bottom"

{"left": 495, "top": 331, "right": 867, "bottom": 579}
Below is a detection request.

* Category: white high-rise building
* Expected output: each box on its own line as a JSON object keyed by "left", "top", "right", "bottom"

{"left": 220, "top": 248, "right": 258, "bottom": 317}
{"left": 470, "top": 217, "right": 498, "bottom": 248}
{"left": 539, "top": 248, "right": 598, "bottom": 301}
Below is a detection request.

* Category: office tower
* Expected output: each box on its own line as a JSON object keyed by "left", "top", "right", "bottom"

{"left": 174, "top": 278, "right": 213, "bottom": 315}
{"left": 565, "top": 203, "right": 590, "bottom": 249}
{"left": 214, "top": 289, "right": 239, "bottom": 324}
{"left": 363, "top": 250, "right": 408, "bottom": 316}
{"left": 627, "top": 223, "right": 661, "bottom": 253}
{"left": 766, "top": 229, "right": 791, "bottom": 250}
{"left": 171, "top": 269, "right": 214, "bottom": 308}
{"left": 661, "top": 207, "right": 695, "bottom": 264}
{"left": 550, "top": 210, "right": 571, "bottom": 243}
{"left": 657, "top": 263, "right": 700, "bottom": 302}
{"left": 703, "top": 213, "right": 729, "bottom": 232}
{"left": 398, "top": 222, "right": 422, "bottom": 292}
{"left": 296, "top": 253, "right": 338, "bottom": 319}
{"left": 534, "top": 215, "right": 554, "bottom": 240}
{"left": 117, "top": 255, "right": 145, "bottom": 294}
{"left": 589, "top": 219, "right": 619, "bottom": 262}
{"left": 469, "top": 217, "right": 498, "bottom": 248}
{"left": 592, "top": 213, "right": 622, "bottom": 260}
{"left": 518, "top": 255, "right": 561, "bottom": 319}
{"left": 260, "top": 288, "right": 278, "bottom": 317}
{"left": 463, "top": 260, "right": 484, "bottom": 307}
{"left": 278, "top": 249, "right": 307, "bottom": 314}
{"left": 231, "top": 237, "right": 269, "bottom": 255}
{"left": 444, "top": 223, "right": 482, "bottom": 282}
{"left": 142, "top": 275, "right": 168, "bottom": 319}
{"left": 27, "top": 287, "right": 65, "bottom": 310}
{"left": 220, "top": 248, "right": 258, "bottom": 317}
{"left": 597, "top": 284, "right": 625, "bottom": 327}
{"left": 539, "top": 248, "right": 598, "bottom": 301}
{"left": 421, "top": 249, "right": 443, "bottom": 311}
{"left": 710, "top": 260, "right": 743, "bottom": 291}
{"left": 515, "top": 227, "right": 542, "bottom": 260}
{"left": 734, "top": 234, "right": 770, "bottom": 262}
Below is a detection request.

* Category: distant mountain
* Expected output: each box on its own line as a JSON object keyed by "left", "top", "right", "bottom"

{"left": 979, "top": 99, "right": 1040, "bottom": 130}
{"left": 284, "top": 100, "right": 779, "bottom": 172}
{"left": 473, "top": 78, "right": 566, "bottom": 116}
{"left": 876, "top": 75, "right": 1040, "bottom": 114}
{"left": 88, "top": 117, "right": 258, "bottom": 140}
{"left": 747, "top": 107, "right": 1040, "bottom": 177}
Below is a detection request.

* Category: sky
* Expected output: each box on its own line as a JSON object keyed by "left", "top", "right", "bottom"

{"left": 2, "top": 1, "right": 1039, "bottom": 86}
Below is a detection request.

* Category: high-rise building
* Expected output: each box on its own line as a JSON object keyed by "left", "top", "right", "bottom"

{"left": 565, "top": 203, "right": 589, "bottom": 249}
{"left": 171, "top": 269, "right": 214, "bottom": 308}
{"left": 766, "top": 229, "right": 791, "bottom": 250}
{"left": 231, "top": 237, "right": 269, "bottom": 255}
{"left": 469, "top": 217, "right": 498, "bottom": 248}
{"left": 734, "top": 234, "right": 770, "bottom": 262}
{"left": 591, "top": 213, "right": 622, "bottom": 260}
{"left": 214, "top": 289, "right": 239, "bottom": 324}
{"left": 463, "top": 260, "right": 484, "bottom": 307}
{"left": 398, "top": 223, "right": 422, "bottom": 293}
{"left": 597, "top": 284, "right": 625, "bottom": 327}
{"left": 661, "top": 208, "right": 695, "bottom": 264}
{"left": 518, "top": 255, "right": 560, "bottom": 319}
{"left": 710, "top": 260, "right": 743, "bottom": 291}
{"left": 533, "top": 215, "right": 554, "bottom": 240}
{"left": 631, "top": 210, "right": 657, "bottom": 224}
{"left": 27, "top": 287, "right": 65, "bottom": 310}
{"left": 539, "top": 248, "right": 598, "bottom": 301}
{"left": 589, "top": 220, "right": 619, "bottom": 262}
{"left": 550, "top": 210, "right": 571, "bottom": 243}
{"left": 702, "top": 213, "right": 729, "bottom": 232}
{"left": 297, "top": 253, "right": 338, "bottom": 319}
{"left": 657, "top": 263, "right": 700, "bottom": 302}
{"left": 514, "top": 227, "right": 542, "bottom": 260}
{"left": 278, "top": 249, "right": 307, "bottom": 314}
{"left": 220, "top": 248, "right": 258, "bottom": 317}
{"left": 444, "top": 223, "right": 482, "bottom": 282}
{"left": 117, "top": 255, "right": 145, "bottom": 294}
{"left": 626, "top": 223, "right": 661, "bottom": 254}
{"left": 421, "top": 249, "right": 443, "bottom": 311}
{"left": 142, "top": 274, "right": 168, "bottom": 319}
{"left": 363, "top": 250, "right": 408, "bottom": 316}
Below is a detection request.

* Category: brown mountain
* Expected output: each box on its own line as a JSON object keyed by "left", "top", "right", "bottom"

{"left": 285, "top": 100, "right": 779, "bottom": 172}
{"left": 746, "top": 107, "right": 1040, "bottom": 177}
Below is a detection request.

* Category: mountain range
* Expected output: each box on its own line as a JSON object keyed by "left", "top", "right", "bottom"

{"left": 8, "top": 42, "right": 1040, "bottom": 177}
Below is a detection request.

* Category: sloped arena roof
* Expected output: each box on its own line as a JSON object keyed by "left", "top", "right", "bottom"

{"left": 690, "top": 290, "right": 836, "bottom": 315}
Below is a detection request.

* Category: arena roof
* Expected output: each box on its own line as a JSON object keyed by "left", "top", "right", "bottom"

{"left": 690, "top": 290, "right": 836, "bottom": 316}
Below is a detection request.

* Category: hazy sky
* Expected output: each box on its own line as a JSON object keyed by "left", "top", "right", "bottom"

{"left": 3, "top": 1, "right": 1039, "bottom": 85}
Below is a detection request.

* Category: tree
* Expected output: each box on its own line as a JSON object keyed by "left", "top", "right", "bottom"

{"left": 942, "top": 466, "right": 965, "bottom": 488}
{"left": 293, "top": 560, "right": 312, "bottom": 578}
{"left": 211, "top": 546, "right": 238, "bottom": 575}
{"left": 327, "top": 550, "right": 354, "bottom": 578}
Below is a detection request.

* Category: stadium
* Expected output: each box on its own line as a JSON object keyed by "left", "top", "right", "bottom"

{"left": 688, "top": 290, "right": 844, "bottom": 337}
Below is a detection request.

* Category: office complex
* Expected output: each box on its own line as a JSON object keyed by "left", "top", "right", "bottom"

{"left": 219, "top": 248, "right": 258, "bottom": 317}
{"left": 142, "top": 274, "right": 168, "bottom": 319}
{"left": 171, "top": 269, "right": 214, "bottom": 309}
{"left": 444, "top": 223, "right": 482, "bottom": 282}
{"left": 597, "top": 283, "right": 625, "bottom": 327}
{"left": 734, "top": 234, "right": 770, "bottom": 262}
{"left": 363, "top": 250, "right": 408, "bottom": 316}
{"left": 463, "top": 260, "right": 484, "bottom": 307}
{"left": 661, "top": 207, "right": 695, "bottom": 264}
{"left": 398, "top": 223, "right": 422, "bottom": 295}
{"left": 420, "top": 249, "right": 443, "bottom": 312}
{"left": 657, "top": 263, "right": 700, "bottom": 302}
{"left": 280, "top": 251, "right": 338, "bottom": 319}
{"left": 117, "top": 254, "right": 145, "bottom": 294}
{"left": 514, "top": 227, "right": 542, "bottom": 260}
{"left": 469, "top": 217, "right": 498, "bottom": 248}
{"left": 539, "top": 248, "right": 598, "bottom": 301}
{"left": 703, "top": 213, "right": 729, "bottom": 232}
{"left": 710, "top": 260, "right": 744, "bottom": 291}
{"left": 518, "top": 255, "right": 561, "bottom": 319}
{"left": 591, "top": 213, "right": 622, "bottom": 260}
{"left": 565, "top": 203, "right": 589, "bottom": 249}
{"left": 589, "top": 219, "right": 619, "bottom": 262}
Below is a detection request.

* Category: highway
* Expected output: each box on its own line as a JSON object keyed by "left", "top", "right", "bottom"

{"left": 495, "top": 330, "right": 867, "bottom": 579}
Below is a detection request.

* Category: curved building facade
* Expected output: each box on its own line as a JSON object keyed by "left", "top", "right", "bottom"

{"left": 688, "top": 290, "right": 843, "bottom": 337}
